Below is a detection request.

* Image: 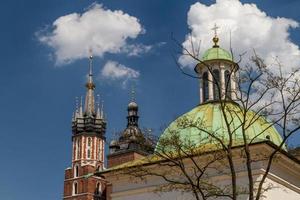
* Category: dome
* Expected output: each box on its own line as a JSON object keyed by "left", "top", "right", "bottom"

{"left": 109, "top": 140, "right": 118, "bottom": 147}
{"left": 128, "top": 101, "right": 138, "bottom": 109}
{"left": 155, "top": 102, "right": 285, "bottom": 152}
{"left": 202, "top": 47, "right": 233, "bottom": 62}
{"left": 120, "top": 126, "right": 143, "bottom": 141}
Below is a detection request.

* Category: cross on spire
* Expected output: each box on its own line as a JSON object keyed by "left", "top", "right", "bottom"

{"left": 88, "top": 48, "right": 93, "bottom": 76}
{"left": 212, "top": 23, "right": 219, "bottom": 37}
{"left": 85, "top": 49, "right": 96, "bottom": 115}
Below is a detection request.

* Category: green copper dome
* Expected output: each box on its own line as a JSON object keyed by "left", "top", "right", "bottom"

{"left": 156, "top": 102, "right": 285, "bottom": 152}
{"left": 202, "top": 47, "right": 233, "bottom": 62}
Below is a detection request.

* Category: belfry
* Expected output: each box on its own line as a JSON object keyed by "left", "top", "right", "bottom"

{"left": 63, "top": 55, "right": 106, "bottom": 200}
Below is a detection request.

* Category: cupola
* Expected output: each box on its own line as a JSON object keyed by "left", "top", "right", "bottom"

{"left": 194, "top": 24, "right": 238, "bottom": 104}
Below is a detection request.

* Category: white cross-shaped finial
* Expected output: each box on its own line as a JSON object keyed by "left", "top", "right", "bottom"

{"left": 212, "top": 23, "right": 219, "bottom": 37}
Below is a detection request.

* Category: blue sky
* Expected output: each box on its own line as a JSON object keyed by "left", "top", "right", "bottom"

{"left": 0, "top": 0, "right": 299, "bottom": 199}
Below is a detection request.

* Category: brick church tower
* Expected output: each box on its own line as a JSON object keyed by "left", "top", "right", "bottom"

{"left": 63, "top": 55, "right": 106, "bottom": 200}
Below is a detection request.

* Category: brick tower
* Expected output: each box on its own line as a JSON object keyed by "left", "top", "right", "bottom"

{"left": 63, "top": 55, "right": 106, "bottom": 200}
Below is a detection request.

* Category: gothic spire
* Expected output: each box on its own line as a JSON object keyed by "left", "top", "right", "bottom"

{"left": 84, "top": 53, "right": 96, "bottom": 116}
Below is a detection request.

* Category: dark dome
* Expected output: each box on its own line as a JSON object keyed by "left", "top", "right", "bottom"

{"left": 120, "top": 126, "right": 143, "bottom": 142}
{"left": 109, "top": 140, "right": 118, "bottom": 147}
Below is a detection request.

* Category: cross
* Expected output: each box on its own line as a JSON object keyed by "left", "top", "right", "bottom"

{"left": 131, "top": 85, "right": 136, "bottom": 102}
{"left": 212, "top": 23, "right": 219, "bottom": 37}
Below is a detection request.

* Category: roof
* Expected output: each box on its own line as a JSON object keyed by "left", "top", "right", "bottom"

{"left": 97, "top": 141, "right": 298, "bottom": 175}
{"left": 155, "top": 102, "right": 286, "bottom": 152}
{"left": 202, "top": 46, "right": 233, "bottom": 62}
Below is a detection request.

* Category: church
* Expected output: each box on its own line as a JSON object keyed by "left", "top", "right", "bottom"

{"left": 62, "top": 31, "right": 300, "bottom": 200}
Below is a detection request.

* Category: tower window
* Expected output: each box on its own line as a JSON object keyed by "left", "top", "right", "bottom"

{"left": 76, "top": 139, "right": 80, "bottom": 160}
{"left": 95, "top": 182, "right": 101, "bottom": 195}
{"left": 202, "top": 72, "right": 209, "bottom": 102}
{"left": 212, "top": 69, "right": 220, "bottom": 100}
{"left": 74, "top": 165, "right": 79, "bottom": 178}
{"left": 87, "top": 137, "right": 92, "bottom": 159}
{"left": 225, "top": 70, "right": 231, "bottom": 99}
{"left": 73, "top": 182, "right": 78, "bottom": 195}
{"left": 98, "top": 140, "right": 102, "bottom": 160}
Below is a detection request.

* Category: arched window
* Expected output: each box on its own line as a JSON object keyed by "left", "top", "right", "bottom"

{"left": 73, "top": 181, "right": 78, "bottom": 195}
{"left": 87, "top": 137, "right": 92, "bottom": 159}
{"left": 225, "top": 70, "right": 231, "bottom": 99}
{"left": 98, "top": 140, "right": 102, "bottom": 160}
{"left": 74, "top": 165, "right": 79, "bottom": 178}
{"left": 76, "top": 139, "right": 80, "bottom": 160}
{"left": 95, "top": 182, "right": 101, "bottom": 195}
{"left": 212, "top": 69, "right": 220, "bottom": 100}
{"left": 202, "top": 72, "right": 209, "bottom": 102}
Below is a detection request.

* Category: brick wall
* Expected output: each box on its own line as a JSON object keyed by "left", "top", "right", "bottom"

{"left": 107, "top": 151, "right": 145, "bottom": 168}
{"left": 63, "top": 165, "right": 106, "bottom": 200}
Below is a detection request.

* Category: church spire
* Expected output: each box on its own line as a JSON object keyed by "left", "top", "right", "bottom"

{"left": 127, "top": 86, "right": 139, "bottom": 127}
{"left": 84, "top": 52, "right": 96, "bottom": 116}
{"left": 71, "top": 51, "right": 106, "bottom": 136}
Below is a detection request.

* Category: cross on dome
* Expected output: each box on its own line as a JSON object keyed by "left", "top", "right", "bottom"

{"left": 212, "top": 23, "right": 219, "bottom": 37}
{"left": 211, "top": 23, "right": 220, "bottom": 47}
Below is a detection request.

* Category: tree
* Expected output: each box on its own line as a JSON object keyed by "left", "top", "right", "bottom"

{"left": 112, "top": 36, "right": 300, "bottom": 200}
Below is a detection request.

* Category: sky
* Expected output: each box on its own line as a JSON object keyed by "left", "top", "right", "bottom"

{"left": 0, "top": 0, "right": 299, "bottom": 199}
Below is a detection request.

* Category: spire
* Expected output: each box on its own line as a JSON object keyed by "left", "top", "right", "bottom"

{"left": 75, "top": 97, "right": 79, "bottom": 119}
{"left": 96, "top": 94, "right": 101, "bottom": 119}
{"left": 131, "top": 85, "right": 136, "bottom": 102}
{"left": 72, "top": 50, "right": 107, "bottom": 137}
{"left": 212, "top": 23, "right": 220, "bottom": 48}
{"left": 127, "top": 87, "right": 139, "bottom": 127}
{"left": 100, "top": 100, "right": 104, "bottom": 119}
{"left": 84, "top": 50, "right": 96, "bottom": 116}
{"left": 72, "top": 112, "right": 76, "bottom": 122}
{"left": 79, "top": 96, "right": 83, "bottom": 117}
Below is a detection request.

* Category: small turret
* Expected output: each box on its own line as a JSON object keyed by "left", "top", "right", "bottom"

{"left": 107, "top": 88, "right": 154, "bottom": 168}
{"left": 194, "top": 23, "right": 238, "bottom": 104}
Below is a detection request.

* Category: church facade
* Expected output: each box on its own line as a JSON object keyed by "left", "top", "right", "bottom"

{"left": 63, "top": 33, "right": 300, "bottom": 200}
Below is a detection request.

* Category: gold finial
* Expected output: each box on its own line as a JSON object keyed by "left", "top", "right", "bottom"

{"left": 211, "top": 23, "right": 220, "bottom": 48}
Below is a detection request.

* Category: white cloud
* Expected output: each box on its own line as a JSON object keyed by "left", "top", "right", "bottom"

{"left": 100, "top": 60, "right": 139, "bottom": 87}
{"left": 121, "top": 44, "right": 153, "bottom": 56}
{"left": 180, "top": 0, "right": 300, "bottom": 74}
{"left": 37, "top": 3, "right": 144, "bottom": 65}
